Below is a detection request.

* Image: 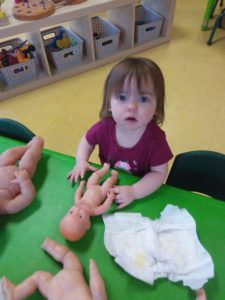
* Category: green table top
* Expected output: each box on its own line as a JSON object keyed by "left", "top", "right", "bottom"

{"left": 0, "top": 136, "right": 225, "bottom": 300}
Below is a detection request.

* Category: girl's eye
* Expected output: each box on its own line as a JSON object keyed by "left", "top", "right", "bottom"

{"left": 139, "top": 96, "right": 149, "bottom": 103}
{"left": 116, "top": 94, "right": 127, "bottom": 101}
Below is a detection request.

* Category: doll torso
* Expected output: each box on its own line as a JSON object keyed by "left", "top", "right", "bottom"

{"left": 80, "top": 185, "right": 105, "bottom": 211}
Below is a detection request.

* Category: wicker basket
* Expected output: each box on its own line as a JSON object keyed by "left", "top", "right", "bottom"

{"left": 0, "top": 38, "right": 38, "bottom": 87}
{"left": 92, "top": 16, "right": 120, "bottom": 59}
{"left": 41, "top": 26, "right": 83, "bottom": 70}
{"left": 135, "top": 5, "right": 164, "bottom": 44}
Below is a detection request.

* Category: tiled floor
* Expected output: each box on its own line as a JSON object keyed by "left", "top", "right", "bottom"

{"left": 0, "top": 0, "right": 225, "bottom": 166}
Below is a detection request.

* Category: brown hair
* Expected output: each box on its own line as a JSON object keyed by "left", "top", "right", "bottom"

{"left": 99, "top": 57, "right": 165, "bottom": 125}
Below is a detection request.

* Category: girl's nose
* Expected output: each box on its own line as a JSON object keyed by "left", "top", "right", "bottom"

{"left": 127, "top": 99, "right": 137, "bottom": 111}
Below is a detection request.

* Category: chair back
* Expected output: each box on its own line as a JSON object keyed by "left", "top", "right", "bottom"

{"left": 0, "top": 118, "right": 35, "bottom": 143}
{"left": 166, "top": 150, "right": 225, "bottom": 201}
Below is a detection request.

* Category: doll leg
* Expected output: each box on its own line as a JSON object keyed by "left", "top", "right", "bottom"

{"left": 18, "top": 136, "right": 44, "bottom": 178}
{"left": 42, "top": 238, "right": 83, "bottom": 272}
{"left": 101, "top": 170, "right": 118, "bottom": 195}
{"left": 89, "top": 259, "right": 107, "bottom": 300}
{"left": 75, "top": 180, "right": 86, "bottom": 204}
{"left": 86, "top": 163, "right": 109, "bottom": 189}
{"left": 2, "top": 272, "right": 52, "bottom": 300}
{"left": 0, "top": 145, "right": 29, "bottom": 167}
{"left": 196, "top": 288, "right": 206, "bottom": 300}
{"left": 4, "top": 170, "right": 35, "bottom": 214}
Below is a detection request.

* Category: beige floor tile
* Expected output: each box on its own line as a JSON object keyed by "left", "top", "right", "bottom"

{"left": 0, "top": 0, "right": 224, "bottom": 164}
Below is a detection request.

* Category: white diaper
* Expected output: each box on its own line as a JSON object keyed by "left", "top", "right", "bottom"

{"left": 103, "top": 205, "right": 214, "bottom": 290}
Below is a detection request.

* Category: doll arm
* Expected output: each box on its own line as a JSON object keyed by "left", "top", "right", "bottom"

{"left": 89, "top": 259, "right": 107, "bottom": 300}
{"left": 2, "top": 272, "right": 52, "bottom": 300}
{"left": 67, "top": 135, "right": 97, "bottom": 184}
{"left": 5, "top": 170, "right": 35, "bottom": 214}
{"left": 91, "top": 191, "right": 114, "bottom": 216}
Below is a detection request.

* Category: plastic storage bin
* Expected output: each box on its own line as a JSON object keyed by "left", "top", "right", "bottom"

{"left": 135, "top": 5, "right": 164, "bottom": 44}
{"left": 0, "top": 38, "right": 39, "bottom": 87}
{"left": 92, "top": 16, "right": 120, "bottom": 59}
{"left": 41, "top": 26, "right": 83, "bottom": 70}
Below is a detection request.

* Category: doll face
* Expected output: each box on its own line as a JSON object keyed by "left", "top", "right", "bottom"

{"left": 60, "top": 205, "right": 91, "bottom": 241}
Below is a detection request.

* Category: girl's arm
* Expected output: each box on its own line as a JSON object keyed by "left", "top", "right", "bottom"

{"left": 67, "top": 135, "right": 97, "bottom": 184}
{"left": 112, "top": 163, "right": 168, "bottom": 209}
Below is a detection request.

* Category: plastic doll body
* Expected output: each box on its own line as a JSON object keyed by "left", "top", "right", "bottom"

{"left": 1, "top": 238, "right": 107, "bottom": 300}
{"left": 196, "top": 288, "right": 206, "bottom": 300}
{"left": 0, "top": 136, "right": 44, "bottom": 214}
{"left": 60, "top": 163, "right": 118, "bottom": 241}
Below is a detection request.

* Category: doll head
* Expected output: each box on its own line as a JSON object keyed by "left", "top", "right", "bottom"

{"left": 100, "top": 57, "right": 165, "bottom": 125}
{"left": 60, "top": 205, "right": 91, "bottom": 241}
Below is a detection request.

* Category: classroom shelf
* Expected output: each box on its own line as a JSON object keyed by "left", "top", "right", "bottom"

{"left": 0, "top": 0, "right": 176, "bottom": 100}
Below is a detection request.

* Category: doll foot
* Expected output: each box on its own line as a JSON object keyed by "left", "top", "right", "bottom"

{"left": 27, "top": 136, "right": 44, "bottom": 148}
{"left": 31, "top": 136, "right": 44, "bottom": 148}
{"left": 196, "top": 288, "right": 206, "bottom": 300}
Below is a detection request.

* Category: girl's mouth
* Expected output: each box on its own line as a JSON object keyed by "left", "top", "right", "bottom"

{"left": 125, "top": 117, "right": 137, "bottom": 121}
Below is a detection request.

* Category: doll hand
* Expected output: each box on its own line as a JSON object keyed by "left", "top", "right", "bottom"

{"left": 66, "top": 161, "right": 97, "bottom": 184}
{"left": 111, "top": 185, "right": 136, "bottom": 209}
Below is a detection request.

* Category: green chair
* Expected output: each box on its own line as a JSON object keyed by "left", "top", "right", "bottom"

{"left": 166, "top": 150, "right": 225, "bottom": 201}
{"left": 201, "top": 0, "right": 223, "bottom": 30}
{"left": 207, "top": 8, "right": 225, "bottom": 45}
{"left": 0, "top": 118, "right": 35, "bottom": 143}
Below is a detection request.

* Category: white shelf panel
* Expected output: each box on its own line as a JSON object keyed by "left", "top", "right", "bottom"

{"left": 0, "top": 0, "right": 176, "bottom": 100}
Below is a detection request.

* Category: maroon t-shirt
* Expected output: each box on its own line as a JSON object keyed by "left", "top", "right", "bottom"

{"left": 86, "top": 117, "right": 173, "bottom": 177}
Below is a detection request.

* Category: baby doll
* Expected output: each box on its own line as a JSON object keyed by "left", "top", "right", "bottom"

{"left": 60, "top": 163, "right": 118, "bottom": 241}
{"left": 0, "top": 237, "right": 107, "bottom": 300}
{"left": 0, "top": 136, "right": 44, "bottom": 214}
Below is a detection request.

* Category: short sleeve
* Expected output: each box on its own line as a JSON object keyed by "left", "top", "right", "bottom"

{"left": 150, "top": 135, "right": 173, "bottom": 166}
{"left": 86, "top": 121, "right": 101, "bottom": 146}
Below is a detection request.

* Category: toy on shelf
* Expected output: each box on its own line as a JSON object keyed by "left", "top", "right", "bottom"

{"left": 46, "top": 27, "right": 74, "bottom": 52}
{"left": 61, "top": 163, "right": 118, "bottom": 241}
{"left": 0, "top": 40, "right": 36, "bottom": 68}
{"left": 0, "top": 238, "right": 107, "bottom": 300}
{"left": 13, "top": 0, "right": 88, "bottom": 21}
{"left": 13, "top": 0, "right": 55, "bottom": 20}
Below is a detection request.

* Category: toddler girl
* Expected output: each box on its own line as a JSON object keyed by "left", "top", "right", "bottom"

{"left": 67, "top": 57, "right": 173, "bottom": 208}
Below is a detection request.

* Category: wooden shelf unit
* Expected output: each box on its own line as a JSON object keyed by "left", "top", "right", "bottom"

{"left": 0, "top": 0, "right": 176, "bottom": 100}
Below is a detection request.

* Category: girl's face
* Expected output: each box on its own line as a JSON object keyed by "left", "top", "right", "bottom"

{"left": 110, "top": 76, "right": 157, "bottom": 131}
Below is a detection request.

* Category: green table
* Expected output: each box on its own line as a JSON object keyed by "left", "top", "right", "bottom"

{"left": 0, "top": 136, "right": 224, "bottom": 300}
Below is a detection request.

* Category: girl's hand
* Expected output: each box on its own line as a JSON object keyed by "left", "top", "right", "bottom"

{"left": 66, "top": 161, "right": 97, "bottom": 184}
{"left": 110, "top": 185, "right": 136, "bottom": 209}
